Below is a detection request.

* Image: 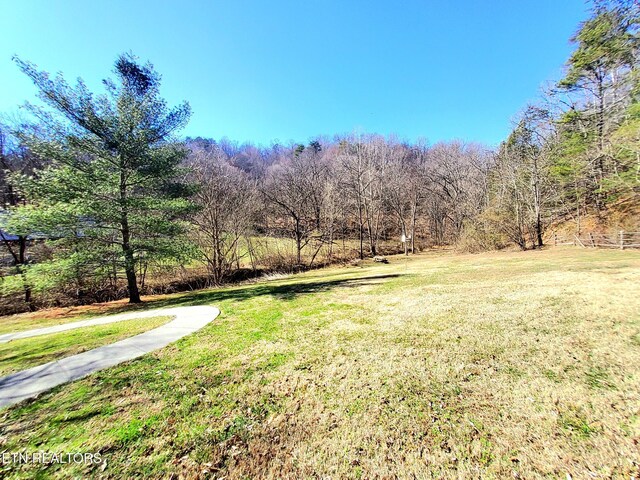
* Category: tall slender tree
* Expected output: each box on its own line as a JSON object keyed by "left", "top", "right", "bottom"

{"left": 11, "top": 54, "right": 194, "bottom": 303}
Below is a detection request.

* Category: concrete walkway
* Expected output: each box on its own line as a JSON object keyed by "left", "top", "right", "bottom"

{"left": 0, "top": 306, "right": 220, "bottom": 408}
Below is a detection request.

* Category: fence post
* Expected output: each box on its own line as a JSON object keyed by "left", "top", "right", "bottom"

{"left": 620, "top": 230, "right": 625, "bottom": 250}
{"left": 554, "top": 233, "right": 557, "bottom": 246}
{"left": 588, "top": 232, "right": 595, "bottom": 247}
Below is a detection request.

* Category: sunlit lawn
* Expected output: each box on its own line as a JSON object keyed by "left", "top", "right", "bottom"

{"left": 0, "top": 316, "right": 171, "bottom": 377}
{"left": 1, "top": 247, "right": 639, "bottom": 479}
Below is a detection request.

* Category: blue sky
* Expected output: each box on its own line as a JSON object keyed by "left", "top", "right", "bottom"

{"left": 1, "top": 0, "right": 588, "bottom": 147}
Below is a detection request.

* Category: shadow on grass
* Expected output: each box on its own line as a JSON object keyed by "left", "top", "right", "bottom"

{"left": 112, "top": 274, "right": 404, "bottom": 313}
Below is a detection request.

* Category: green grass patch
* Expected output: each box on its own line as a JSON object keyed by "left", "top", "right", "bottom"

{"left": 1, "top": 248, "right": 639, "bottom": 478}
{"left": 0, "top": 316, "right": 171, "bottom": 376}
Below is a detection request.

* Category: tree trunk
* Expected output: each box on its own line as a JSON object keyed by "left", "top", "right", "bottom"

{"left": 357, "top": 202, "right": 364, "bottom": 260}
{"left": 294, "top": 216, "right": 302, "bottom": 265}
{"left": 594, "top": 77, "right": 606, "bottom": 212}
{"left": 18, "top": 236, "right": 34, "bottom": 310}
{"left": 2, "top": 235, "right": 35, "bottom": 311}
{"left": 536, "top": 219, "right": 543, "bottom": 247}
{"left": 410, "top": 190, "right": 417, "bottom": 254}
{"left": 122, "top": 238, "right": 141, "bottom": 303}
{"left": 400, "top": 219, "right": 408, "bottom": 256}
{"left": 532, "top": 156, "right": 543, "bottom": 248}
{"left": 120, "top": 170, "right": 141, "bottom": 303}
{"left": 364, "top": 204, "right": 377, "bottom": 256}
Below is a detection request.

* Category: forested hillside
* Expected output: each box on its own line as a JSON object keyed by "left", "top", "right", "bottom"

{"left": 0, "top": 0, "right": 638, "bottom": 313}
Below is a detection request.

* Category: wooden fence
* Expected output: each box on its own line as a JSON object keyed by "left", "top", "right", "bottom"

{"left": 553, "top": 231, "right": 640, "bottom": 250}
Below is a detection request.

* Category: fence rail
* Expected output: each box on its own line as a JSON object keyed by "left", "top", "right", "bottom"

{"left": 553, "top": 231, "right": 640, "bottom": 250}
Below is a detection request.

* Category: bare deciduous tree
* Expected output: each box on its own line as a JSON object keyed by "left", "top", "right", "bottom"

{"left": 188, "top": 147, "right": 258, "bottom": 283}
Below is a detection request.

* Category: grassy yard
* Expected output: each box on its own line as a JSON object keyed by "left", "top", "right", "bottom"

{"left": 0, "top": 316, "right": 171, "bottom": 377}
{"left": 1, "top": 247, "right": 639, "bottom": 479}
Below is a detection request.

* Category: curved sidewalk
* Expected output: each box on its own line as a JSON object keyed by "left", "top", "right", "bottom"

{"left": 0, "top": 306, "right": 220, "bottom": 408}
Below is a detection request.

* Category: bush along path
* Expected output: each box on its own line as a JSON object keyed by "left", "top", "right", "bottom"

{"left": 0, "top": 306, "right": 220, "bottom": 408}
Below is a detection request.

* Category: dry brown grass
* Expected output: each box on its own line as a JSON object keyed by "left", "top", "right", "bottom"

{"left": 1, "top": 247, "right": 639, "bottom": 479}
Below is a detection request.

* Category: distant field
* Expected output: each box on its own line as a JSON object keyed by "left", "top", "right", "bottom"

{"left": 1, "top": 247, "right": 639, "bottom": 479}
{"left": 233, "top": 235, "right": 402, "bottom": 267}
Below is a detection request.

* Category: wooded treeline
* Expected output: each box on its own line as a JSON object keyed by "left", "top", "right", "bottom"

{"left": 186, "top": 135, "right": 489, "bottom": 268}
{"left": 1, "top": 120, "right": 491, "bottom": 313}
{"left": 1, "top": 0, "right": 638, "bottom": 312}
